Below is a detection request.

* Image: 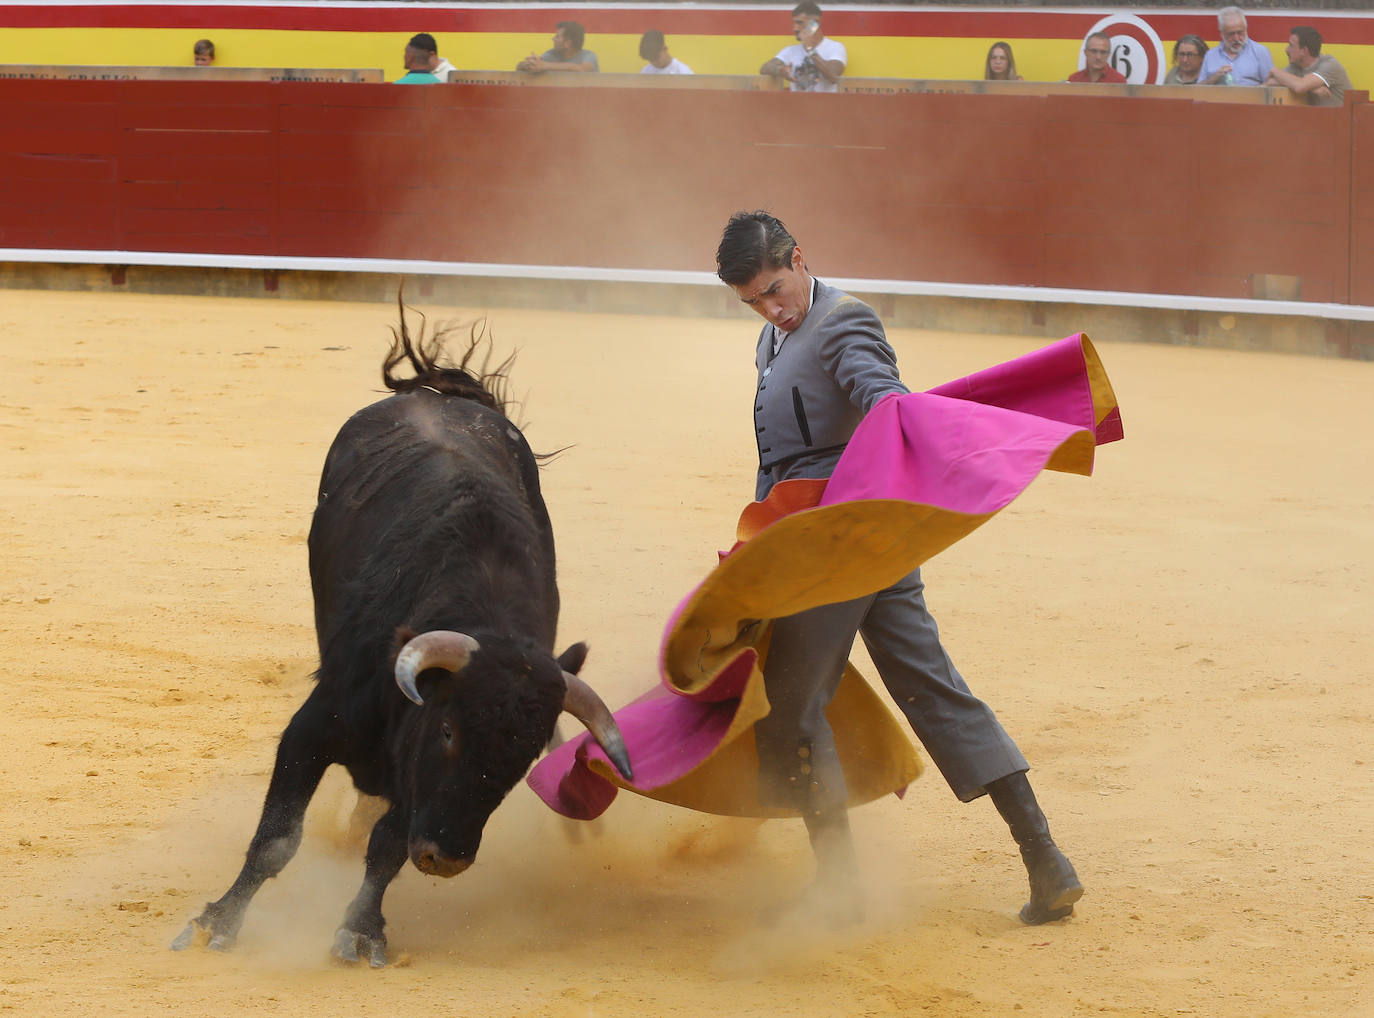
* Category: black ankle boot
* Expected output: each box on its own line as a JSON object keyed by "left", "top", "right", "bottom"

{"left": 986, "top": 771, "right": 1084, "bottom": 925}
{"left": 1016, "top": 835, "right": 1083, "bottom": 924}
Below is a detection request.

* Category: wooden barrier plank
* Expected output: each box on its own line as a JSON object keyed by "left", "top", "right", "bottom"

{"left": 280, "top": 182, "right": 430, "bottom": 215}
{"left": 4, "top": 175, "right": 118, "bottom": 204}
{"left": 0, "top": 99, "right": 117, "bottom": 131}
{"left": 0, "top": 127, "right": 118, "bottom": 156}
{"left": 277, "top": 209, "right": 423, "bottom": 259}
{"left": 105, "top": 79, "right": 284, "bottom": 107}
{"left": 118, "top": 153, "right": 276, "bottom": 185}
{"left": 0, "top": 152, "right": 115, "bottom": 182}
{"left": 123, "top": 206, "right": 270, "bottom": 236}
{"left": 0, "top": 226, "right": 116, "bottom": 249}
{"left": 2, "top": 176, "right": 123, "bottom": 255}
{"left": 1353, "top": 104, "right": 1374, "bottom": 306}
{"left": 840, "top": 78, "right": 1299, "bottom": 105}
{"left": 119, "top": 233, "right": 279, "bottom": 256}
{"left": 278, "top": 143, "right": 413, "bottom": 185}
{"left": 1192, "top": 101, "right": 1349, "bottom": 300}
{"left": 0, "top": 65, "right": 382, "bottom": 83}
{"left": 0, "top": 202, "right": 117, "bottom": 234}
{"left": 449, "top": 71, "right": 782, "bottom": 91}
{"left": 119, "top": 128, "right": 276, "bottom": 160}
{"left": 118, "top": 103, "right": 276, "bottom": 133}
{"left": 122, "top": 180, "right": 274, "bottom": 211}
{"left": 278, "top": 103, "right": 431, "bottom": 134}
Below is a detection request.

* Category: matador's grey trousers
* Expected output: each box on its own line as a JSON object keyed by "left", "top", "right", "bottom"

{"left": 754, "top": 566, "right": 1029, "bottom": 811}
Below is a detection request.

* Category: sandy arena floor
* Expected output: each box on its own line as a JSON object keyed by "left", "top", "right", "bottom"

{"left": 1, "top": 289, "right": 1370, "bottom": 1017}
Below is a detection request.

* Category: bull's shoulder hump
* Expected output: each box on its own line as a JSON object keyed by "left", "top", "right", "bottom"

{"left": 334, "top": 389, "right": 486, "bottom": 436}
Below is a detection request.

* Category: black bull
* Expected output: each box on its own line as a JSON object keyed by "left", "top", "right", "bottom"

{"left": 173, "top": 325, "right": 631, "bottom": 966}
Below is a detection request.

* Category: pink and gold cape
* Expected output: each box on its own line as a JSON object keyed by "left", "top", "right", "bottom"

{"left": 528, "top": 333, "right": 1123, "bottom": 820}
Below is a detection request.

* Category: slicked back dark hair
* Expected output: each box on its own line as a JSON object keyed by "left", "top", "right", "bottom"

{"left": 793, "top": 1, "right": 822, "bottom": 20}
{"left": 1291, "top": 25, "right": 1322, "bottom": 57}
{"left": 715, "top": 211, "right": 797, "bottom": 286}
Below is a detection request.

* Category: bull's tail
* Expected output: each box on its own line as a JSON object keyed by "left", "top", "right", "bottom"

{"left": 383, "top": 291, "right": 514, "bottom": 413}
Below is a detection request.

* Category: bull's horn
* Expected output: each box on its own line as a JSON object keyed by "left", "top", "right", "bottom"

{"left": 561, "top": 671, "right": 634, "bottom": 781}
{"left": 394, "top": 631, "right": 480, "bottom": 705}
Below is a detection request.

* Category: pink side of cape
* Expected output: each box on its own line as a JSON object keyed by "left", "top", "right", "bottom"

{"left": 526, "top": 334, "right": 1122, "bottom": 819}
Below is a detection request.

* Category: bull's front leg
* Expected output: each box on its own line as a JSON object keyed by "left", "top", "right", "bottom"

{"left": 171, "top": 704, "right": 333, "bottom": 952}
{"left": 331, "top": 804, "right": 408, "bottom": 967}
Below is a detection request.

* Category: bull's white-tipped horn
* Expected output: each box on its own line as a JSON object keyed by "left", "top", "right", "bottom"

{"left": 394, "top": 631, "right": 480, "bottom": 705}
{"left": 561, "top": 671, "right": 633, "bottom": 781}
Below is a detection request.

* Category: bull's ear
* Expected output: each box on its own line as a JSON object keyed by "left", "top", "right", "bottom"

{"left": 556, "top": 641, "right": 589, "bottom": 675}
{"left": 388, "top": 625, "right": 421, "bottom": 666}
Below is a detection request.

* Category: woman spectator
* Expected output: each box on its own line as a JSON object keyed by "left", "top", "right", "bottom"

{"left": 1164, "top": 35, "right": 1207, "bottom": 84}
{"left": 984, "top": 41, "right": 1022, "bottom": 81}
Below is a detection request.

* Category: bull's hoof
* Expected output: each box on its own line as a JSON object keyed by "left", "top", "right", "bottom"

{"left": 170, "top": 921, "right": 201, "bottom": 952}
{"left": 331, "top": 926, "right": 388, "bottom": 968}
{"left": 171, "top": 915, "right": 240, "bottom": 953}
{"left": 171, "top": 918, "right": 235, "bottom": 952}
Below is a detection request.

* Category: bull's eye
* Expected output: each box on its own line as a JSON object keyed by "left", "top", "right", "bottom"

{"left": 440, "top": 721, "right": 454, "bottom": 745}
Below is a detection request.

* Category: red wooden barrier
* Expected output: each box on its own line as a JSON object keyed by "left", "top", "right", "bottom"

{"left": 1353, "top": 102, "right": 1374, "bottom": 307}
{"left": 0, "top": 78, "right": 1369, "bottom": 305}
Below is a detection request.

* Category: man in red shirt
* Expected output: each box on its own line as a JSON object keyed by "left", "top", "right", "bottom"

{"left": 1068, "top": 32, "right": 1127, "bottom": 83}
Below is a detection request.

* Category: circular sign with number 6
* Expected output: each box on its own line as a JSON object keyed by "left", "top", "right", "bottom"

{"left": 1077, "top": 13, "right": 1167, "bottom": 84}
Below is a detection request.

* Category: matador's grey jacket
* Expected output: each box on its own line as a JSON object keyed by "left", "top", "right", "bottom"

{"left": 750, "top": 278, "right": 1029, "bottom": 803}
{"left": 753, "top": 278, "right": 908, "bottom": 500}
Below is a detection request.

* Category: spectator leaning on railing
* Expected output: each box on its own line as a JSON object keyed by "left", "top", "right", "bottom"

{"left": 1267, "top": 26, "right": 1352, "bottom": 107}
{"left": 517, "top": 21, "right": 599, "bottom": 73}
{"left": 1200, "top": 7, "right": 1273, "bottom": 86}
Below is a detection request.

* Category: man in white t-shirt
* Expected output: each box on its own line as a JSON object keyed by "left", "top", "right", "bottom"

{"left": 639, "top": 30, "right": 693, "bottom": 75}
{"left": 760, "top": 1, "right": 846, "bottom": 93}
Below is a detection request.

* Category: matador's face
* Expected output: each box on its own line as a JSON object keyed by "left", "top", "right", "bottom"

{"left": 731, "top": 246, "right": 813, "bottom": 334}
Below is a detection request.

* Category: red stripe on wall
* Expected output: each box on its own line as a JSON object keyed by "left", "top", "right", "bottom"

{"left": 4, "top": 5, "right": 1374, "bottom": 44}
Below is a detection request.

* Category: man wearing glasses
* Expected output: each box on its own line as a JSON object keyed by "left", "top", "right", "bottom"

{"left": 1067, "top": 32, "right": 1127, "bottom": 83}
{"left": 1165, "top": 35, "right": 1208, "bottom": 85}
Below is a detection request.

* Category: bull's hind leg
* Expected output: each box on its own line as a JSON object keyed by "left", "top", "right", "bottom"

{"left": 331, "top": 804, "right": 408, "bottom": 967}
{"left": 172, "top": 701, "right": 333, "bottom": 952}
